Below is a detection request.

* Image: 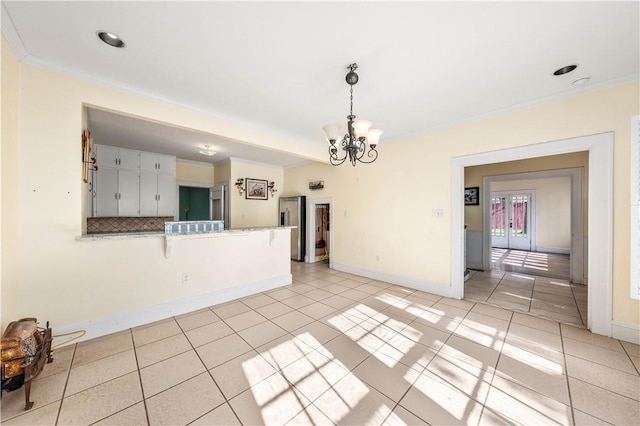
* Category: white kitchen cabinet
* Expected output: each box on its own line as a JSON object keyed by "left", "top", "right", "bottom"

{"left": 95, "top": 169, "right": 139, "bottom": 217}
{"left": 139, "top": 152, "right": 176, "bottom": 174}
{"left": 157, "top": 174, "right": 176, "bottom": 216}
{"left": 92, "top": 144, "right": 175, "bottom": 218}
{"left": 139, "top": 173, "right": 176, "bottom": 216}
{"left": 95, "top": 168, "right": 118, "bottom": 217}
{"left": 96, "top": 145, "right": 139, "bottom": 170}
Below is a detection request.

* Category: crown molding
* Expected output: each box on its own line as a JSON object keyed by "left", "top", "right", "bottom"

{"left": 1, "top": 2, "right": 28, "bottom": 61}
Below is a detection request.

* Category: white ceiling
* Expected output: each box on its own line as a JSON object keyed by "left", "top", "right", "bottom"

{"left": 3, "top": 1, "right": 638, "bottom": 166}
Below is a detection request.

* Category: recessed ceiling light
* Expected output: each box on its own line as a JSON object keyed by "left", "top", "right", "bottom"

{"left": 553, "top": 65, "right": 578, "bottom": 76}
{"left": 97, "top": 31, "right": 125, "bottom": 48}
{"left": 572, "top": 77, "right": 591, "bottom": 87}
{"left": 198, "top": 145, "right": 216, "bottom": 156}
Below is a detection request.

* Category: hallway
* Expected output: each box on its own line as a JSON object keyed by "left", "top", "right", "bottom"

{"left": 465, "top": 249, "right": 586, "bottom": 327}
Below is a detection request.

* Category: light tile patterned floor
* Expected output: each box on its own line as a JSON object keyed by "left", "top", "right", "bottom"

{"left": 467, "top": 249, "right": 585, "bottom": 327}
{"left": 2, "top": 261, "right": 638, "bottom": 425}
{"left": 491, "top": 248, "right": 570, "bottom": 281}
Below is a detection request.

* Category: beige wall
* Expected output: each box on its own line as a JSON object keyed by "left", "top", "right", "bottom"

{"left": 0, "top": 52, "right": 309, "bottom": 333}
{"left": 214, "top": 159, "right": 231, "bottom": 185}
{"left": 1, "top": 36, "right": 21, "bottom": 328}
{"left": 490, "top": 177, "right": 572, "bottom": 250}
{"left": 230, "top": 160, "right": 282, "bottom": 228}
{"left": 464, "top": 152, "right": 589, "bottom": 234}
{"left": 176, "top": 159, "right": 214, "bottom": 184}
{"left": 286, "top": 81, "right": 639, "bottom": 325}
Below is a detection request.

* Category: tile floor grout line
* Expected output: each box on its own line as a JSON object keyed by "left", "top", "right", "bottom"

{"left": 54, "top": 342, "right": 78, "bottom": 426}
{"left": 559, "top": 323, "right": 578, "bottom": 426}
{"left": 175, "top": 316, "right": 241, "bottom": 426}
{"left": 131, "top": 329, "right": 152, "bottom": 426}
{"left": 568, "top": 282, "right": 587, "bottom": 327}
{"left": 619, "top": 343, "right": 640, "bottom": 376}
{"left": 560, "top": 336, "right": 640, "bottom": 375}
{"left": 385, "top": 305, "right": 459, "bottom": 425}
{"left": 475, "top": 308, "right": 514, "bottom": 423}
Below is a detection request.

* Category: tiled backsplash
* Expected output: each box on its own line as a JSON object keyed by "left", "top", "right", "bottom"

{"left": 87, "top": 217, "right": 174, "bottom": 234}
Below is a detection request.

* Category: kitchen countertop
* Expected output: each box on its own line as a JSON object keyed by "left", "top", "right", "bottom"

{"left": 77, "top": 226, "right": 296, "bottom": 241}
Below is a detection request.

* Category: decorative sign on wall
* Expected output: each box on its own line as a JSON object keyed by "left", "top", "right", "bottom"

{"left": 309, "top": 181, "right": 324, "bottom": 191}
{"left": 631, "top": 115, "right": 640, "bottom": 300}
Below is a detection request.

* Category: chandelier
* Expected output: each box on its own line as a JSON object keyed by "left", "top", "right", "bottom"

{"left": 323, "top": 63, "right": 383, "bottom": 166}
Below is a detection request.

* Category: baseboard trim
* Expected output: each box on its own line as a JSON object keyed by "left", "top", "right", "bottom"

{"left": 611, "top": 320, "right": 640, "bottom": 344}
{"left": 536, "top": 246, "right": 571, "bottom": 255}
{"left": 466, "top": 262, "right": 484, "bottom": 271}
{"left": 332, "top": 262, "right": 456, "bottom": 298}
{"left": 52, "top": 274, "right": 292, "bottom": 346}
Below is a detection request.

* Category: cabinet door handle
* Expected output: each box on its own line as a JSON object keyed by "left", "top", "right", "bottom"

{"left": 115, "top": 193, "right": 118, "bottom": 200}
{"left": 157, "top": 194, "right": 160, "bottom": 201}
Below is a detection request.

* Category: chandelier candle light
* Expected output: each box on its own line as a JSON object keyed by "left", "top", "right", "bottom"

{"left": 323, "top": 63, "right": 382, "bottom": 166}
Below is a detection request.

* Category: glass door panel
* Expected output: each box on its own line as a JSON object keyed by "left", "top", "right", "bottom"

{"left": 491, "top": 196, "right": 508, "bottom": 248}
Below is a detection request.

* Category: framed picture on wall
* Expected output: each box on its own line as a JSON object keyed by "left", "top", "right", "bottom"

{"left": 465, "top": 186, "right": 480, "bottom": 205}
{"left": 246, "top": 178, "right": 268, "bottom": 200}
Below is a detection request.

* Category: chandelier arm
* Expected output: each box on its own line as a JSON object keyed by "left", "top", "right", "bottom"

{"left": 327, "top": 137, "right": 349, "bottom": 165}
{"left": 356, "top": 146, "right": 379, "bottom": 164}
{"left": 328, "top": 146, "right": 347, "bottom": 165}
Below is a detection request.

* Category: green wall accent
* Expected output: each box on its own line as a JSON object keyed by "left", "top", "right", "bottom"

{"left": 179, "top": 186, "right": 210, "bottom": 221}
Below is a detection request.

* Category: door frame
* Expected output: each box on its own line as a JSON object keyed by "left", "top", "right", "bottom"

{"left": 484, "top": 170, "right": 581, "bottom": 281}
{"left": 451, "top": 132, "right": 613, "bottom": 337}
{"left": 490, "top": 190, "right": 537, "bottom": 251}
{"left": 306, "top": 197, "right": 334, "bottom": 268}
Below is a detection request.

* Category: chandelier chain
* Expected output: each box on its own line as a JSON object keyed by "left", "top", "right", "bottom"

{"left": 349, "top": 85, "right": 354, "bottom": 117}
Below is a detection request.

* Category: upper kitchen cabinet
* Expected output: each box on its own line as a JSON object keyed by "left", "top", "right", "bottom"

{"left": 96, "top": 145, "right": 139, "bottom": 170}
{"left": 90, "top": 144, "right": 177, "bottom": 218}
{"left": 140, "top": 152, "right": 176, "bottom": 174}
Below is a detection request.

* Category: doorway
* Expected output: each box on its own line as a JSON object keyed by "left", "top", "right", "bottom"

{"left": 314, "top": 204, "right": 330, "bottom": 262}
{"left": 179, "top": 186, "right": 210, "bottom": 220}
{"left": 491, "top": 192, "right": 534, "bottom": 251}
{"left": 451, "top": 132, "right": 614, "bottom": 337}
{"left": 306, "top": 198, "right": 334, "bottom": 266}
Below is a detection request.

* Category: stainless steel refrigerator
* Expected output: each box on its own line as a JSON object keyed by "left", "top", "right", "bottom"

{"left": 279, "top": 196, "right": 306, "bottom": 261}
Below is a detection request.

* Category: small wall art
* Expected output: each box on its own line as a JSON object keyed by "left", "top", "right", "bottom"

{"left": 464, "top": 186, "right": 479, "bottom": 206}
{"left": 245, "top": 178, "right": 268, "bottom": 200}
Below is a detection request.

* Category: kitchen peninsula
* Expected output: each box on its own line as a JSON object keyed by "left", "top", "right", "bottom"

{"left": 68, "top": 224, "right": 294, "bottom": 345}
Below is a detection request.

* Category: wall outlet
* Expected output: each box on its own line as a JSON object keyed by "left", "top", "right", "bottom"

{"left": 181, "top": 273, "right": 189, "bottom": 284}
{"left": 432, "top": 209, "right": 445, "bottom": 217}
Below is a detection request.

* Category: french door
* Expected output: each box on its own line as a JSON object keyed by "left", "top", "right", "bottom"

{"left": 491, "top": 192, "right": 532, "bottom": 250}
